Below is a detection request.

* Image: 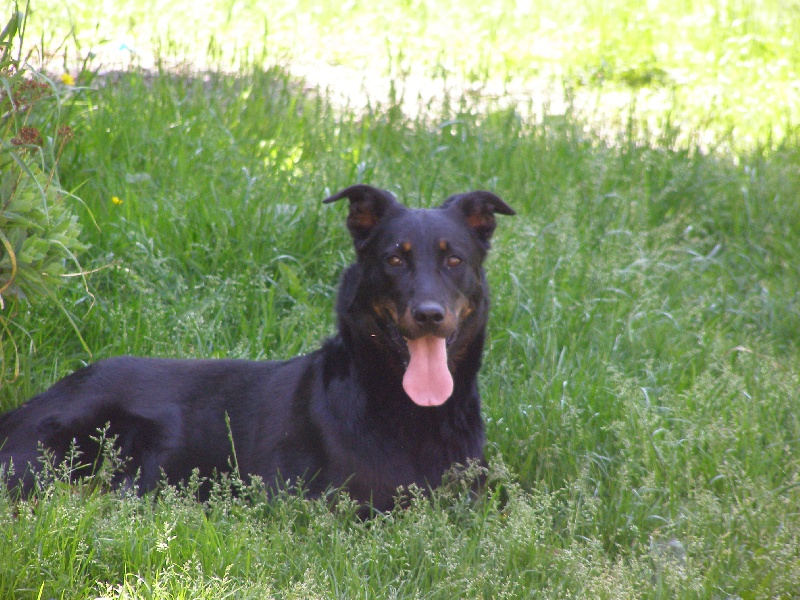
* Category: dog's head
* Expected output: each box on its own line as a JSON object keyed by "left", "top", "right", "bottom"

{"left": 325, "top": 184, "right": 514, "bottom": 407}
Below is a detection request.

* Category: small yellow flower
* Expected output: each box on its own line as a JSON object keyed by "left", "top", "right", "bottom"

{"left": 111, "top": 196, "right": 124, "bottom": 205}
{"left": 60, "top": 73, "right": 76, "bottom": 86}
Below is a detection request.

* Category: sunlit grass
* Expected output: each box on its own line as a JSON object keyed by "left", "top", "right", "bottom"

{"left": 24, "top": 0, "right": 800, "bottom": 147}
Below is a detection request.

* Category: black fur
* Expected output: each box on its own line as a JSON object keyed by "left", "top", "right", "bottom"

{"left": 0, "top": 185, "right": 514, "bottom": 512}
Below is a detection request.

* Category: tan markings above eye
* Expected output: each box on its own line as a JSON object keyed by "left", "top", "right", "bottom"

{"left": 446, "top": 255, "right": 462, "bottom": 267}
{"left": 387, "top": 255, "right": 404, "bottom": 267}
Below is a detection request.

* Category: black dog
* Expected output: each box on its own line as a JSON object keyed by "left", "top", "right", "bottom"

{"left": 0, "top": 184, "right": 514, "bottom": 511}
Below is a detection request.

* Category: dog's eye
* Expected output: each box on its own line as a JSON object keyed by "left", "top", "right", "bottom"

{"left": 446, "top": 255, "right": 462, "bottom": 268}
{"left": 387, "top": 255, "right": 404, "bottom": 267}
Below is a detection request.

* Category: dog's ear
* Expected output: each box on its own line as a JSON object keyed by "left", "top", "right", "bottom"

{"left": 324, "top": 185, "right": 400, "bottom": 249}
{"left": 441, "top": 191, "right": 515, "bottom": 246}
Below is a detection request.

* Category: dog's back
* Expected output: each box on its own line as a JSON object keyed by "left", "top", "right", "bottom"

{"left": 0, "top": 185, "right": 514, "bottom": 511}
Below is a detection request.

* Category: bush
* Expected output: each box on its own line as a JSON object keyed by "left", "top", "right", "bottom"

{"left": 0, "top": 5, "right": 89, "bottom": 381}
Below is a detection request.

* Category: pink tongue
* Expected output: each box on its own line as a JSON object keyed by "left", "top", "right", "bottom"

{"left": 403, "top": 336, "right": 453, "bottom": 407}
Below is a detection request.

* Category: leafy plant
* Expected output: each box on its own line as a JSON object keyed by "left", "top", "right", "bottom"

{"left": 0, "top": 3, "right": 90, "bottom": 381}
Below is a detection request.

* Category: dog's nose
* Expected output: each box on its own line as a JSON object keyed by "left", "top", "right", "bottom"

{"left": 412, "top": 301, "right": 446, "bottom": 325}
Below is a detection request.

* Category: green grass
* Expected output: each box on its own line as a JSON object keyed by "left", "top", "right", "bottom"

{"left": 2, "top": 0, "right": 800, "bottom": 597}
{"left": 25, "top": 0, "right": 800, "bottom": 145}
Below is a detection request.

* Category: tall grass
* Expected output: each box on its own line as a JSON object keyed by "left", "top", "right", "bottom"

{"left": 1, "top": 0, "right": 799, "bottom": 597}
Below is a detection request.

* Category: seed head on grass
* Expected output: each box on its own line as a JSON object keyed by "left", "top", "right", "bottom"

{"left": 57, "top": 125, "right": 74, "bottom": 143}
{"left": 7, "top": 79, "right": 49, "bottom": 112}
{"left": 10, "top": 125, "right": 42, "bottom": 146}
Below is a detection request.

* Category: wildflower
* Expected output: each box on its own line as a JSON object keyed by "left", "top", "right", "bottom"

{"left": 111, "top": 196, "right": 124, "bottom": 205}
{"left": 60, "top": 73, "right": 75, "bottom": 86}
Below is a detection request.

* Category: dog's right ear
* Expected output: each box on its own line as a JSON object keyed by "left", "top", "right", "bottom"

{"left": 324, "top": 184, "right": 400, "bottom": 249}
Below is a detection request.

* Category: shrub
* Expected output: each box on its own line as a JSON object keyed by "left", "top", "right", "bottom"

{"left": 0, "top": 4, "right": 89, "bottom": 381}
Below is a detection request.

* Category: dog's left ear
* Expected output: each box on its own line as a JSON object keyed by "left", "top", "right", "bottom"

{"left": 324, "top": 184, "right": 401, "bottom": 250}
{"left": 441, "top": 191, "right": 516, "bottom": 246}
